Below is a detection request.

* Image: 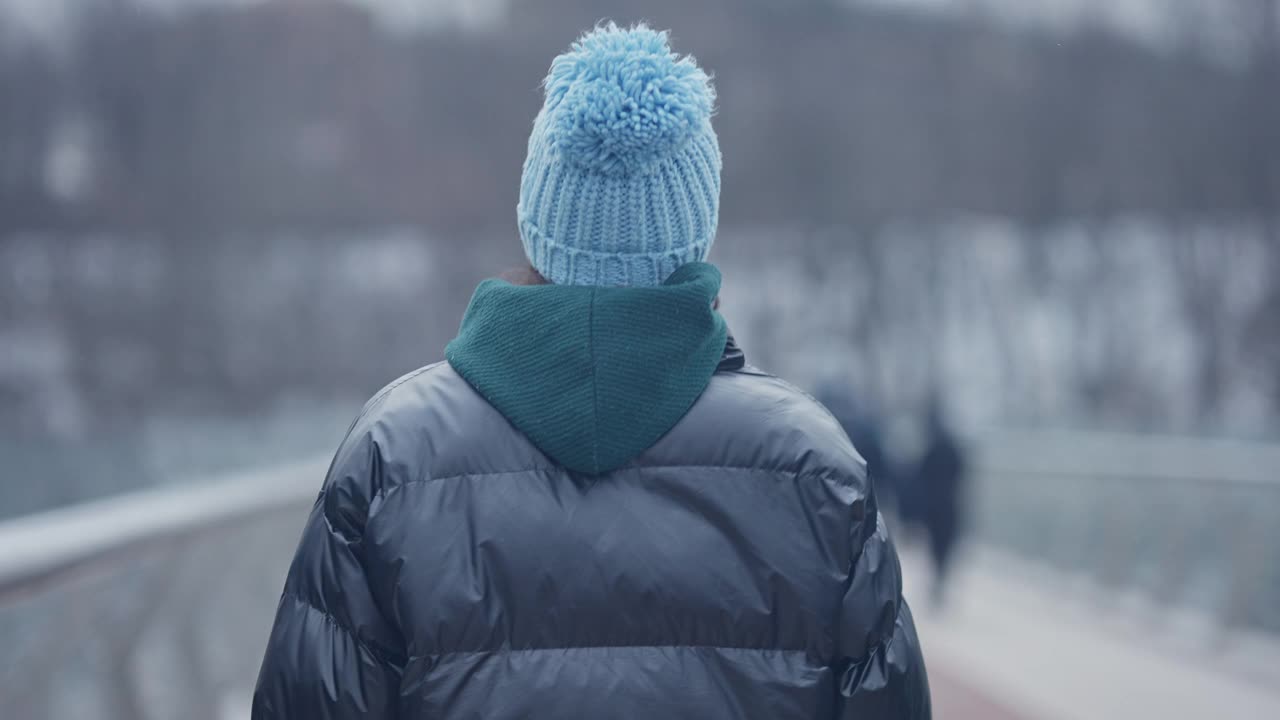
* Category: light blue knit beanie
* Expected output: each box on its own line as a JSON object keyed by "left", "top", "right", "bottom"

{"left": 518, "top": 23, "right": 722, "bottom": 287}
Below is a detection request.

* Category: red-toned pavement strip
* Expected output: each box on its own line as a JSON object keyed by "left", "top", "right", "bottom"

{"left": 930, "top": 664, "right": 1032, "bottom": 720}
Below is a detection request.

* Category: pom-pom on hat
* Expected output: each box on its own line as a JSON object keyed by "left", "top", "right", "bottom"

{"left": 518, "top": 23, "right": 722, "bottom": 287}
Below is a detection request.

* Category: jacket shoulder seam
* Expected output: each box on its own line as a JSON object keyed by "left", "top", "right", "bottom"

{"left": 745, "top": 373, "right": 847, "bottom": 428}
{"left": 409, "top": 642, "right": 816, "bottom": 663}
{"left": 360, "top": 361, "right": 448, "bottom": 419}
{"left": 709, "top": 370, "right": 850, "bottom": 432}
{"left": 315, "top": 362, "right": 449, "bottom": 513}
{"left": 372, "top": 462, "right": 864, "bottom": 505}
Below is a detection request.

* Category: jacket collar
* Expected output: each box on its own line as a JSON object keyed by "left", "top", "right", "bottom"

{"left": 718, "top": 334, "right": 746, "bottom": 372}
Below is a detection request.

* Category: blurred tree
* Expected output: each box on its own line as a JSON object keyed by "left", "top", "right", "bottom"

{"left": 1, "top": 0, "right": 1277, "bottom": 437}
{"left": 0, "top": 34, "right": 60, "bottom": 228}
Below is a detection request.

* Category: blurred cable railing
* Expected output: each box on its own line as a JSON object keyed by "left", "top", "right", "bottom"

{"left": 0, "top": 458, "right": 327, "bottom": 720}
{"left": 970, "top": 429, "right": 1280, "bottom": 637}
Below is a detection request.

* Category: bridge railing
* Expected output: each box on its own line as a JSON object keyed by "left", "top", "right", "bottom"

{"left": 969, "top": 429, "right": 1280, "bottom": 636}
{"left": 0, "top": 458, "right": 327, "bottom": 720}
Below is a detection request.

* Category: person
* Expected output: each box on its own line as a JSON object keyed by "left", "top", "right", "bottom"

{"left": 252, "top": 23, "right": 929, "bottom": 719}
{"left": 911, "top": 398, "right": 968, "bottom": 607}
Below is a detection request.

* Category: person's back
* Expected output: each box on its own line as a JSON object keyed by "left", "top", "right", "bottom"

{"left": 252, "top": 24, "right": 929, "bottom": 719}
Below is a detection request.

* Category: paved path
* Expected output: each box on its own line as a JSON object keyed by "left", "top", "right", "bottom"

{"left": 902, "top": 544, "right": 1280, "bottom": 720}
{"left": 929, "top": 663, "right": 1030, "bottom": 719}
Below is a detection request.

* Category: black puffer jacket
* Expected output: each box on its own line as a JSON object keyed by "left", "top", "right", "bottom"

{"left": 253, "top": 268, "right": 929, "bottom": 719}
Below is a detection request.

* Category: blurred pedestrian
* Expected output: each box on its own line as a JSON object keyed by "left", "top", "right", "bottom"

{"left": 253, "top": 23, "right": 928, "bottom": 719}
{"left": 911, "top": 398, "right": 968, "bottom": 607}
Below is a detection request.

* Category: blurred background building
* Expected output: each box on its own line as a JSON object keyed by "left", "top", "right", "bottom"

{"left": 1, "top": 1, "right": 1278, "bottom": 718}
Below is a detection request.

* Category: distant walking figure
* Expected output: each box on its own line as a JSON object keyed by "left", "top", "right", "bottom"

{"left": 252, "top": 23, "right": 929, "bottom": 719}
{"left": 912, "top": 400, "right": 968, "bottom": 607}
